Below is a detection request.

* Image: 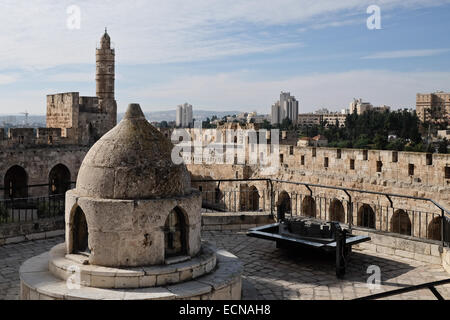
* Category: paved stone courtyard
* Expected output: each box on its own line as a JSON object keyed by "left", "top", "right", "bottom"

{"left": 1, "top": 231, "right": 449, "bottom": 300}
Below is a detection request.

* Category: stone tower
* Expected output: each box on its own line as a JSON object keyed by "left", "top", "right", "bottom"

{"left": 96, "top": 28, "right": 115, "bottom": 101}
{"left": 96, "top": 28, "right": 117, "bottom": 124}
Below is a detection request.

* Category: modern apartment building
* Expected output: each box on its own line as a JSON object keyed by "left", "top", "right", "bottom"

{"left": 176, "top": 103, "right": 193, "bottom": 127}
{"left": 271, "top": 92, "right": 299, "bottom": 125}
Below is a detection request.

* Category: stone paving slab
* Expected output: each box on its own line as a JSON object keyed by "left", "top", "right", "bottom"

{"left": 1, "top": 231, "right": 450, "bottom": 300}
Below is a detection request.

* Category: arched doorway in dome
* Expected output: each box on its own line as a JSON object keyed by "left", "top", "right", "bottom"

{"left": 164, "top": 207, "right": 188, "bottom": 258}
{"left": 72, "top": 206, "right": 89, "bottom": 254}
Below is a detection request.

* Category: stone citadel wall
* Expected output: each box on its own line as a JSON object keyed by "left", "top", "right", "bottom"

{"left": 0, "top": 146, "right": 89, "bottom": 199}
{"left": 187, "top": 145, "right": 450, "bottom": 213}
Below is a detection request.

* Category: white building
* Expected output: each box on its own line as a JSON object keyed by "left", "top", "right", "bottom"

{"left": 247, "top": 112, "right": 269, "bottom": 124}
{"left": 271, "top": 92, "right": 299, "bottom": 125}
{"left": 349, "top": 98, "right": 373, "bottom": 115}
{"left": 349, "top": 98, "right": 390, "bottom": 115}
{"left": 176, "top": 103, "right": 193, "bottom": 127}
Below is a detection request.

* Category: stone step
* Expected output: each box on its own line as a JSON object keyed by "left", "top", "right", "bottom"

{"left": 47, "top": 241, "right": 218, "bottom": 289}
{"left": 19, "top": 245, "right": 242, "bottom": 300}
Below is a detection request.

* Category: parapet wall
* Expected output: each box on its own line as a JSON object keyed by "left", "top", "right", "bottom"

{"left": 0, "top": 146, "right": 89, "bottom": 197}
{"left": 187, "top": 145, "right": 450, "bottom": 208}
{"left": 0, "top": 127, "right": 72, "bottom": 147}
{"left": 279, "top": 146, "right": 449, "bottom": 188}
{"left": 276, "top": 145, "right": 450, "bottom": 207}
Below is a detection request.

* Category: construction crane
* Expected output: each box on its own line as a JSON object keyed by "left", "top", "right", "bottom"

{"left": 20, "top": 110, "right": 29, "bottom": 126}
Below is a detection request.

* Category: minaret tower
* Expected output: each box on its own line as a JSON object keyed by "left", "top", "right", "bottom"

{"left": 96, "top": 28, "right": 115, "bottom": 100}
{"left": 96, "top": 28, "right": 117, "bottom": 125}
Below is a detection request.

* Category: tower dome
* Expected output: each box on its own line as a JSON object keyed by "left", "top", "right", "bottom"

{"left": 76, "top": 103, "right": 191, "bottom": 199}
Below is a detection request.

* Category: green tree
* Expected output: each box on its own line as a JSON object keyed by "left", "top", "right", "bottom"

{"left": 438, "top": 139, "right": 448, "bottom": 154}
{"left": 374, "top": 133, "right": 388, "bottom": 150}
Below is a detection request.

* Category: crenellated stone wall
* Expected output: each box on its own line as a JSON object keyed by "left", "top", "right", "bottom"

{"left": 187, "top": 145, "right": 450, "bottom": 210}
{"left": 0, "top": 146, "right": 88, "bottom": 198}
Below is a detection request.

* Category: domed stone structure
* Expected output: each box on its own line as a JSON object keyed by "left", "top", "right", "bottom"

{"left": 19, "top": 104, "right": 242, "bottom": 300}
{"left": 76, "top": 103, "right": 191, "bottom": 200}
{"left": 66, "top": 103, "right": 201, "bottom": 267}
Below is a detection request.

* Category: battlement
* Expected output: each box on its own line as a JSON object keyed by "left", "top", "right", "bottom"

{"left": 78, "top": 96, "right": 100, "bottom": 113}
{"left": 0, "top": 127, "right": 73, "bottom": 148}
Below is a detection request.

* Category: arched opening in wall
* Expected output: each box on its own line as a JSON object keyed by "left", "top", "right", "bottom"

{"left": 277, "top": 191, "right": 291, "bottom": 217}
{"left": 4, "top": 165, "right": 28, "bottom": 199}
{"left": 249, "top": 186, "right": 259, "bottom": 211}
{"left": 239, "top": 184, "right": 249, "bottom": 210}
{"left": 48, "top": 164, "right": 71, "bottom": 195}
{"left": 427, "top": 217, "right": 442, "bottom": 241}
{"left": 215, "top": 187, "right": 223, "bottom": 204}
{"left": 390, "top": 209, "right": 411, "bottom": 236}
{"left": 72, "top": 206, "right": 89, "bottom": 254}
{"left": 164, "top": 207, "right": 188, "bottom": 258}
{"left": 329, "top": 199, "right": 345, "bottom": 222}
{"left": 301, "top": 196, "right": 316, "bottom": 218}
{"left": 357, "top": 204, "right": 376, "bottom": 229}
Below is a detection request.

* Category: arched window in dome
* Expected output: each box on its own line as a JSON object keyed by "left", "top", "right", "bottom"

{"left": 164, "top": 207, "right": 187, "bottom": 258}
{"left": 72, "top": 206, "right": 89, "bottom": 254}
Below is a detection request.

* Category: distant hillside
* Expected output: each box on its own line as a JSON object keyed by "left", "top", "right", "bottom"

{"left": 117, "top": 110, "right": 242, "bottom": 122}
{"left": 0, "top": 115, "right": 46, "bottom": 127}
{"left": 0, "top": 110, "right": 243, "bottom": 127}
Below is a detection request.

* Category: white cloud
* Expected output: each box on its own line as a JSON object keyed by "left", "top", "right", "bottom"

{"left": 45, "top": 72, "right": 93, "bottom": 82}
{"left": 1, "top": 0, "right": 450, "bottom": 114}
{"left": 0, "top": 73, "right": 18, "bottom": 85}
{"left": 362, "top": 49, "right": 450, "bottom": 59}
{"left": 121, "top": 69, "right": 450, "bottom": 113}
{"left": 0, "top": 0, "right": 449, "bottom": 69}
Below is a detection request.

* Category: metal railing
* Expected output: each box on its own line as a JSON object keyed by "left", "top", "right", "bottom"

{"left": 0, "top": 182, "right": 75, "bottom": 225}
{"left": 0, "top": 179, "right": 449, "bottom": 247}
{"left": 0, "top": 182, "right": 75, "bottom": 195}
{"left": 355, "top": 278, "right": 450, "bottom": 300}
{"left": 192, "top": 178, "right": 450, "bottom": 247}
{"left": 0, "top": 193, "right": 65, "bottom": 224}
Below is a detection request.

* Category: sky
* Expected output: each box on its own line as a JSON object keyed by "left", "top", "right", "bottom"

{"left": 0, "top": 0, "right": 450, "bottom": 115}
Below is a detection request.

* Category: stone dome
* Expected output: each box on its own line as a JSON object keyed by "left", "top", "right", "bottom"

{"left": 76, "top": 103, "right": 191, "bottom": 199}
